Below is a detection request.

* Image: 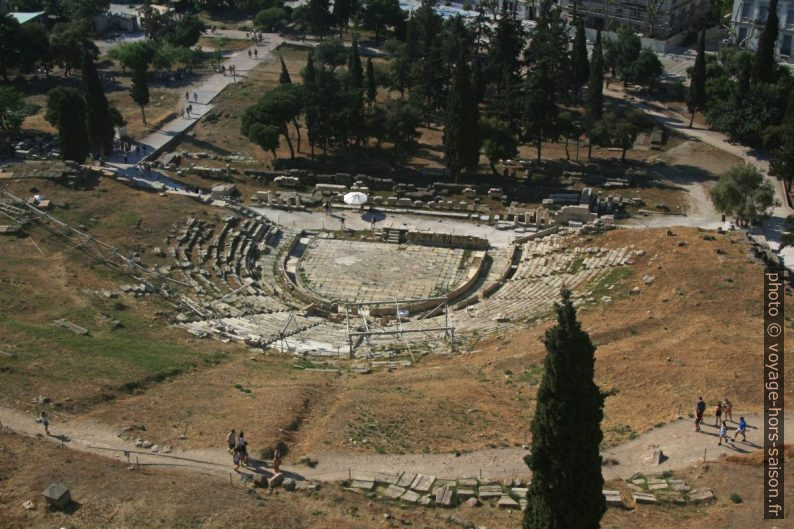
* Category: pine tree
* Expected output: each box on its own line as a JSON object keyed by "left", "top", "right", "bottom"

{"left": 751, "top": 0, "right": 779, "bottom": 84}
{"left": 333, "top": 0, "right": 353, "bottom": 37}
{"left": 586, "top": 29, "right": 604, "bottom": 123}
{"left": 81, "top": 51, "right": 115, "bottom": 157}
{"left": 279, "top": 55, "right": 292, "bottom": 84}
{"left": 130, "top": 64, "right": 150, "bottom": 125}
{"left": 772, "top": 93, "right": 794, "bottom": 190}
{"left": 523, "top": 288, "right": 606, "bottom": 529}
{"left": 443, "top": 49, "right": 480, "bottom": 181}
{"left": 687, "top": 29, "right": 707, "bottom": 128}
{"left": 307, "top": 0, "right": 331, "bottom": 34}
{"left": 366, "top": 57, "right": 376, "bottom": 107}
{"left": 571, "top": 17, "right": 589, "bottom": 100}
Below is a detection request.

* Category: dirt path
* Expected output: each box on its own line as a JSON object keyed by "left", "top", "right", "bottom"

{"left": 1, "top": 404, "right": 781, "bottom": 484}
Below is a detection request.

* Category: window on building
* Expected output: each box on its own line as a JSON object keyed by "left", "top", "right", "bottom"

{"left": 757, "top": 4, "right": 769, "bottom": 21}
{"left": 740, "top": 3, "right": 751, "bottom": 19}
{"left": 782, "top": 34, "right": 793, "bottom": 56}
{"left": 787, "top": 8, "right": 794, "bottom": 27}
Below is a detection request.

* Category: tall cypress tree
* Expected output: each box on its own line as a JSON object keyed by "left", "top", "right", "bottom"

{"left": 81, "top": 51, "right": 115, "bottom": 157}
{"left": 586, "top": 29, "right": 604, "bottom": 122}
{"left": 279, "top": 55, "right": 292, "bottom": 84}
{"left": 333, "top": 0, "right": 353, "bottom": 37}
{"left": 772, "top": 93, "right": 794, "bottom": 189}
{"left": 302, "top": 51, "right": 319, "bottom": 158}
{"left": 687, "top": 29, "right": 707, "bottom": 128}
{"left": 443, "top": 49, "right": 480, "bottom": 181}
{"left": 45, "top": 86, "right": 90, "bottom": 163}
{"left": 523, "top": 288, "right": 606, "bottom": 529}
{"left": 366, "top": 57, "right": 376, "bottom": 107}
{"left": 751, "top": 0, "right": 779, "bottom": 84}
{"left": 349, "top": 35, "right": 363, "bottom": 90}
{"left": 570, "top": 18, "right": 589, "bottom": 100}
{"left": 130, "top": 64, "right": 150, "bottom": 125}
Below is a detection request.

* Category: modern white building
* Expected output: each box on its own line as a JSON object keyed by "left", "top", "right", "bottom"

{"left": 731, "top": 0, "right": 794, "bottom": 61}
{"left": 558, "top": 0, "right": 710, "bottom": 39}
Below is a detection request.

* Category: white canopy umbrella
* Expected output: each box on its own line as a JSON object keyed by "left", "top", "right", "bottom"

{"left": 343, "top": 191, "right": 368, "bottom": 206}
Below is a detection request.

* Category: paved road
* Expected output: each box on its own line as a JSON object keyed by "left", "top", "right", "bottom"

{"left": 106, "top": 32, "right": 284, "bottom": 166}
{"left": 607, "top": 85, "right": 794, "bottom": 266}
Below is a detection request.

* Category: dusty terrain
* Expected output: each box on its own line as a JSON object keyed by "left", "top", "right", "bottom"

{"left": 0, "top": 428, "right": 788, "bottom": 529}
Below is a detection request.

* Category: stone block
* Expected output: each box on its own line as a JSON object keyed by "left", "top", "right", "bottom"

{"left": 383, "top": 484, "right": 406, "bottom": 499}
{"left": 397, "top": 473, "right": 416, "bottom": 487}
{"left": 42, "top": 484, "right": 70, "bottom": 509}
{"left": 401, "top": 490, "right": 421, "bottom": 503}
{"left": 375, "top": 472, "right": 400, "bottom": 485}
{"left": 411, "top": 474, "right": 436, "bottom": 492}
{"left": 632, "top": 493, "right": 658, "bottom": 504}
{"left": 603, "top": 490, "right": 623, "bottom": 506}
{"left": 497, "top": 495, "right": 519, "bottom": 509}
{"left": 435, "top": 485, "right": 456, "bottom": 507}
{"left": 688, "top": 488, "right": 715, "bottom": 503}
{"left": 478, "top": 485, "right": 503, "bottom": 499}
{"left": 351, "top": 480, "right": 374, "bottom": 490}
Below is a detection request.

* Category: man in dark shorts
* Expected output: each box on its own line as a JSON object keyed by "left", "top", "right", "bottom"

{"left": 227, "top": 429, "right": 236, "bottom": 453}
{"left": 694, "top": 396, "right": 706, "bottom": 432}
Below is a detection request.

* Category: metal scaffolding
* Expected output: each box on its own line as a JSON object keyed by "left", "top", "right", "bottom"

{"left": 343, "top": 297, "right": 455, "bottom": 360}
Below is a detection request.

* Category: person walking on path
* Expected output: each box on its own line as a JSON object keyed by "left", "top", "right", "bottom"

{"left": 273, "top": 447, "right": 282, "bottom": 474}
{"left": 187, "top": 104, "right": 193, "bottom": 117}
{"left": 714, "top": 402, "right": 722, "bottom": 426}
{"left": 227, "top": 429, "right": 236, "bottom": 453}
{"left": 733, "top": 417, "right": 748, "bottom": 442}
{"left": 232, "top": 447, "right": 241, "bottom": 471}
{"left": 36, "top": 411, "right": 49, "bottom": 435}
{"left": 193, "top": 92, "right": 198, "bottom": 103}
{"left": 718, "top": 421, "right": 730, "bottom": 445}
{"left": 694, "top": 396, "right": 706, "bottom": 432}
{"left": 254, "top": 48, "right": 258, "bottom": 59}
{"left": 236, "top": 431, "right": 248, "bottom": 466}
{"left": 248, "top": 49, "right": 252, "bottom": 59}
{"left": 185, "top": 91, "right": 189, "bottom": 102}
{"left": 723, "top": 398, "right": 733, "bottom": 422}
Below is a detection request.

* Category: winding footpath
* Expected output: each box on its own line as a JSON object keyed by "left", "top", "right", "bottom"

{"left": 1, "top": 404, "right": 783, "bottom": 484}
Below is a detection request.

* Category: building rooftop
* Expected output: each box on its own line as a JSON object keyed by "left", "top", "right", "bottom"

{"left": 10, "top": 11, "right": 44, "bottom": 24}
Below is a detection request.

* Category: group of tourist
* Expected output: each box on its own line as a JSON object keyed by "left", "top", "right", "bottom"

{"left": 226, "top": 429, "right": 282, "bottom": 474}
{"left": 113, "top": 140, "right": 147, "bottom": 164}
{"left": 693, "top": 396, "right": 747, "bottom": 444}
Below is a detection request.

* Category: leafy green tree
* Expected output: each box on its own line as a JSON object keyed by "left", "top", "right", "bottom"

{"left": 624, "top": 48, "right": 663, "bottom": 89}
{"left": 486, "top": 6, "right": 524, "bottom": 97}
{"left": 81, "top": 51, "right": 116, "bottom": 156}
{"left": 557, "top": 110, "right": 584, "bottom": 160}
{"left": 381, "top": 98, "right": 421, "bottom": 148}
{"left": 243, "top": 83, "right": 304, "bottom": 158}
{"left": 480, "top": 116, "right": 518, "bottom": 176}
{"left": 687, "top": 29, "right": 707, "bottom": 128}
{"left": 710, "top": 164, "right": 776, "bottom": 225}
{"left": 0, "top": 87, "right": 38, "bottom": 134}
{"left": 141, "top": 7, "right": 206, "bottom": 47}
{"left": 603, "top": 25, "right": 641, "bottom": 80}
{"left": 781, "top": 214, "right": 794, "bottom": 248}
{"left": 586, "top": 29, "right": 604, "bottom": 122}
{"left": 366, "top": 57, "right": 377, "bottom": 107}
{"left": 307, "top": 0, "right": 331, "bottom": 34}
{"left": 247, "top": 122, "right": 281, "bottom": 157}
{"left": 751, "top": 0, "right": 779, "bottom": 84}
{"left": 314, "top": 38, "right": 348, "bottom": 69}
{"left": 45, "top": 86, "right": 89, "bottom": 163}
{"left": 49, "top": 20, "right": 98, "bottom": 76}
{"left": 108, "top": 40, "right": 155, "bottom": 72}
{"left": 595, "top": 109, "right": 647, "bottom": 161}
{"left": 770, "top": 94, "right": 794, "bottom": 189}
{"left": 362, "top": 0, "right": 404, "bottom": 40}
{"left": 444, "top": 49, "right": 480, "bottom": 180}
{"left": 570, "top": 17, "right": 589, "bottom": 100}
{"left": 255, "top": 7, "right": 289, "bottom": 31}
{"left": 523, "top": 288, "right": 606, "bottom": 529}
{"left": 0, "top": 13, "right": 21, "bottom": 81}
{"left": 17, "top": 22, "right": 50, "bottom": 75}
{"left": 332, "top": 0, "right": 354, "bottom": 36}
